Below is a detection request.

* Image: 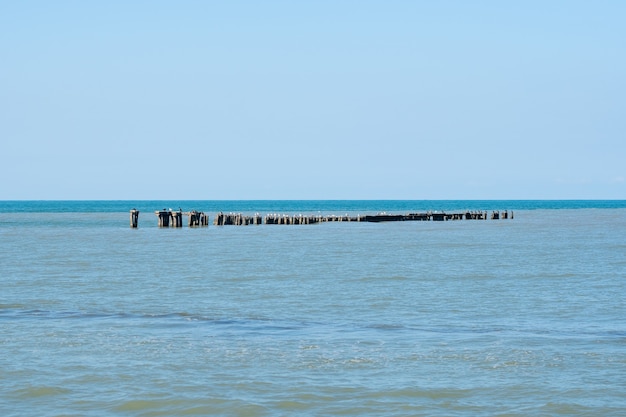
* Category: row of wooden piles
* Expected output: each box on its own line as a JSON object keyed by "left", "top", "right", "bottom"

{"left": 213, "top": 212, "right": 263, "bottom": 225}
{"left": 369, "top": 210, "right": 512, "bottom": 221}
{"left": 213, "top": 211, "right": 512, "bottom": 225}
{"left": 131, "top": 209, "right": 512, "bottom": 228}
{"left": 214, "top": 212, "right": 364, "bottom": 225}
{"left": 153, "top": 210, "right": 209, "bottom": 228}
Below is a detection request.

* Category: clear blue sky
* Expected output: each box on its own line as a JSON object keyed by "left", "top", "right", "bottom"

{"left": 1, "top": 1, "right": 624, "bottom": 200}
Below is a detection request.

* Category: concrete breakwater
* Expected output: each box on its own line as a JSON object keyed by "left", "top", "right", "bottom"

{"left": 131, "top": 209, "right": 512, "bottom": 228}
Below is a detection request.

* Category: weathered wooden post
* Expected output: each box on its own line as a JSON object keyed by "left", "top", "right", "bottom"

{"left": 188, "top": 211, "right": 197, "bottom": 227}
{"left": 172, "top": 211, "right": 183, "bottom": 227}
{"left": 187, "top": 210, "right": 207, "bottom": 227}
{"left": 130, "top": 209, "right": 139, "bottom": 228}
{"left": 155, "top": 210, "right": 171, "bottom": 227}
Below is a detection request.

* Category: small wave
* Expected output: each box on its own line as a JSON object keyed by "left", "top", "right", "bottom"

{"left": 0, "top": 303, "right": 27, "bottom": 310}
{"left": 0, "top": 307, "right": 311, "bottom": 332}
{"left": 13, "top": 385, "right": 72, "bottom": 399}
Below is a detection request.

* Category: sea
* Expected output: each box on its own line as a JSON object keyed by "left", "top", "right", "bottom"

{"left": 1, "top": 200, "right": 625, "bottom": 416}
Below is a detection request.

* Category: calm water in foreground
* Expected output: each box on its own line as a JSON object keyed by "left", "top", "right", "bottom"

{"left": 1, "top": 201, "right": 625, "bottom": 416}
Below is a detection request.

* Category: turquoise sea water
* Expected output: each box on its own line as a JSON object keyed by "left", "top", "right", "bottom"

{"left": 1, "top": 201, "right": 625, "bottom": 416}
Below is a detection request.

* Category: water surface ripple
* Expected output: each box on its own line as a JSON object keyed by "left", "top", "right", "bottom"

{"left": 1, "top": 202, "right": 625, "bottom": 416}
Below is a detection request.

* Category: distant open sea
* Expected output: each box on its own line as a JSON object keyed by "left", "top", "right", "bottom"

{"left": 1, "top": 200, "right": 625, "bottom": 416}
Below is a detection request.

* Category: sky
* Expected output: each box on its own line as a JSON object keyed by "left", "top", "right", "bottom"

{"left": 1, "top": 1, "right": 624, "bottom": 200}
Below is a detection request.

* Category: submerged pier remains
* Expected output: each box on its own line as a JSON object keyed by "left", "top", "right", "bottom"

{"left": 212, "top": 210, "right": 512, "bottom": 226}
{"left": 131, "top": 208, "right": 512, "bottom": 228}
{"left": 188, "top": 210, "right": 210, "bottom": 227}
{"left": 154, "top": 209, "right": 209, "bottom": 228}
